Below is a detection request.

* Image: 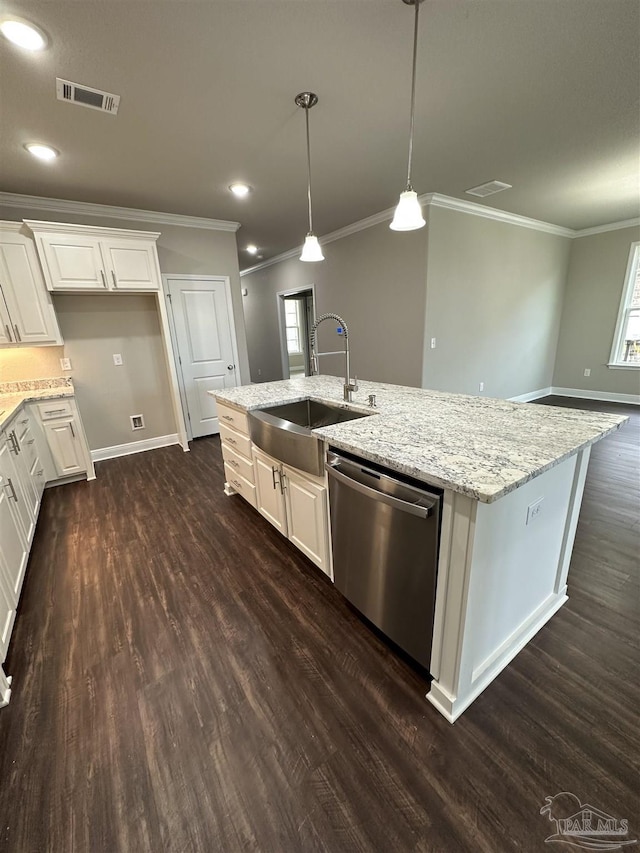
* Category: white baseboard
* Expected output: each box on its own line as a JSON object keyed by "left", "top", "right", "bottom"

{"left": 550, "top": 386, "right": 640, "bottom": 406}
{"left": 509, "top": 386, "right": 639, "bottom": 406}
{"left": 509, "top": 387, "right": 552, "bottom": 403}
{"left": 91, "top": 433, "right": 179, "bottom": 462}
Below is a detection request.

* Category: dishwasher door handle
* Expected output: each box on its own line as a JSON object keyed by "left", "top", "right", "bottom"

{"left": 326, "top": 463, "right": 434, "bottom": 519}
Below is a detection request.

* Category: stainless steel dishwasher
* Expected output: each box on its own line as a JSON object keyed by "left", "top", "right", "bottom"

{"left": 326, "top": 451, "right": 442, "bottom": 669}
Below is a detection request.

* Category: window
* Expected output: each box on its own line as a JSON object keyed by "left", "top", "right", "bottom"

{"left": 610, "top": 242, "right": 640, "bottom": 367}
{"left": 284, "top": 299, "right": 303, "bottom": 354}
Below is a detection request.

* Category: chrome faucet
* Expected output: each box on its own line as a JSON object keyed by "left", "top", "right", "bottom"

{"left": 309, "top": 313, "right": 358, "bottom": 402}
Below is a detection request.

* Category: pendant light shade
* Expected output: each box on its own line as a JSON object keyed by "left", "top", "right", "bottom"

{"left": 390, "top": 190, "right": 425, "bottom": 231}
{"left": 391, "top": 0, "right": 425, "bottom": 232}
{"left": 295, "top": 92, "right": 324, "bottom": 262}
{"left": 300, "top": 234, "right": 325, "bottom": 262}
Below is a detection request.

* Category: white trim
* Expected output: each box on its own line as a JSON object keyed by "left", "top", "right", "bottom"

{"left": 0, "top": 668, "right": 11, "bottom": 708}
{"left": 608, "top": 242, "right": 640, "bottom": 367}
{"left": 91, "top": 433, "right": 179, "bottom": 462}
{"left": 24, "top": 219, "right": 161, "bottom": 241}
{"left": 241, "top": 192, "right": 577, "bottom": 276}
{"left": 508, "top": 387, "right": 553, "bottom": 403}
{"left": 424, "top": 193, "right": 575, "bottom": 238}
{"left": 276, "top": 285, "right": 316, "bottom": 379}
{"left": 607, "top": 363, "right": 640, "bottom": 369}
{"left": 550, "top": 386, "right": 640, "bottom": 406}
{"left": 0, "top": 192, "right": 240, "bottom": 232}
{"left": 573, "top": 218, "right": 640, "bottom": 238}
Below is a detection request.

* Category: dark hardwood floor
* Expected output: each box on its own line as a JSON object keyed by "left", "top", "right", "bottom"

{"left": 0, "top": 398, "right": 638, "bottom": 853}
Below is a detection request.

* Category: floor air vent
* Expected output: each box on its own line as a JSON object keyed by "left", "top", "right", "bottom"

{"left": 465, "top": 180, "right": 512, "bottom": 198}
{"left": 56, "top": 78, "right": 120, "bottom": 115}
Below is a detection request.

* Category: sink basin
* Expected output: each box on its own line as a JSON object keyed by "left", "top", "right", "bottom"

{"left": 248, "top": 398, "right": 371, "bottom": 476}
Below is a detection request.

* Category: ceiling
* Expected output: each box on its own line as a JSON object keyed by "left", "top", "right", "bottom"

{"left": 1, "top": 0, "right": 638, "bottom": 269}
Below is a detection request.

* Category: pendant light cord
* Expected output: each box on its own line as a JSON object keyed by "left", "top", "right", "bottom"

{"left": 406, "top": 0, "right": 420, "bottom": 191}
{"left": 305, "top": 106, "right": 314, "bottom": 233}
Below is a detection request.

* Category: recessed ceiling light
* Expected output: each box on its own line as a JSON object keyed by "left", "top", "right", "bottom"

{"left": 246, "top": 245, "right": 258, "bottom": 255}
{"left": 229, "top": 183, "right": 251, "bottom": 198}
{"left": 25, "top": 143, "right": 59, "bottom": 161}
{"left": 0, "top": 18, "right": 48, "bottom": 51}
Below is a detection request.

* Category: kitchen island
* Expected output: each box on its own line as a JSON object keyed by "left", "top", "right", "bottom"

{"left": 214, "top": 376, "right": 627, "bottom": 721}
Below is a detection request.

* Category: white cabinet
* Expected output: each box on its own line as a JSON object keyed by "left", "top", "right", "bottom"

{"left": 25, "top": 221, "right": 162, "bottom": 293}
{"left": 283, "top": 463, "right": 330, "bottom": 574}
{"left": 253, "top": 447, "right": 288, "bottom": 535}
{"left": 0, "top": 438, "right": 29, "bottom": 604}
{"left": 0, "top": 223, "right": 62, "bottom": 346}
{"left": 34, "top": 397, "right": 92, "bottom": 481}
{"left": 252, "top": 446, "right": 331, "bottom": 574}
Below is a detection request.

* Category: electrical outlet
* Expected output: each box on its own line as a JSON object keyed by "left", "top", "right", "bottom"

{"left": 526, "top": 497, "right": 544, "bottom": 525}
{"left": 479, "top": 381, "right": 484, "bottom": 392}
{"left": 584, "top": 368, "right": 591, "bottom": 377}
{"left": 258, "top": 368, "right": 261, "bottom": 376}
{"left": 130, "top": 414, "right": 145, "bottom": 430}
{"left": 60, "top": 357, "right": 72, "bottom": 371}
{"left": 113, "top": 353, "right": 123, "bottom": 366}
{"left": 430, "top": 338, "right": 436, "bottom": 349}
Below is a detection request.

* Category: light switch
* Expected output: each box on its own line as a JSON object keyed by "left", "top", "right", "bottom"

{"left": 113, "top": 354, "right": 123, "bottom": 366}
{"left": 430, "top": 338, "right": 437, "bottom": 349}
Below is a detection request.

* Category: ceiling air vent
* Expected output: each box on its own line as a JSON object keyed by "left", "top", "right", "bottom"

{"left": 56, "top": 78, "right": 120, "bottom": 115}
{"left": 465, "top": 180, "right": 512, "bottom": 198}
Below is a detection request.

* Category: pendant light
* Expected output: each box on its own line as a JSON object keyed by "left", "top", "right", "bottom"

{"left": 390, "top": 0, "right": 426, "bottom": 231}
{"left": 296, "top": 92, "right": 325, "bottom": 262}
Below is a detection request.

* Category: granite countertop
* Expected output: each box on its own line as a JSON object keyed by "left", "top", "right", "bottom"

{"left": 0, "top": 378, "right": 75, "bottom": 431}
{"left": 214, "top": 376, "right": 628, "bottom": 503}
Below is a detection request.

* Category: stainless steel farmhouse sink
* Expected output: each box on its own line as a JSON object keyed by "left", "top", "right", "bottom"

{"left": 248, "top": 398, "right": 371, "bottom": 476}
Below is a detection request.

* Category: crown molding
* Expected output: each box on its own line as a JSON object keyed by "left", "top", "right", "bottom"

{"left": 572, "top": 218, "right": 640, "bottom": 238}
{"left": 424, "top": 193, "right": 575, "bottom": 238}
{"left": 0, "top": 192, "right": 240, "bottom": 232}
{"left": 24, "top": 219, "right": 161, "bottom": 241}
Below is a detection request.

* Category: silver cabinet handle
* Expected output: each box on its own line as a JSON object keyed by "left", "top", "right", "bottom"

{"left": 229, "top": 459, "right": 238, "bottom": 468}
{"left": 226, "top": 436, "right": 237, "bottom": 445}
{"left": 20, "top": 418, "right": 29, "bottom": 425}
{"left": 232, "top": 479, "right": 242, "bottom": 489}
{"left": 222, "top": 415, "right": 234, "bottom": 422}
{"left": 27, "top": 438, "right": 35, "bottom": 445}
{"left": 13, "top": 324, "right": 21, "bottom": 342}
{"left": 100, "top": 270, "right": 107, "bottom": 287}
{"left": 111, "top": 270, "right": 118, "bottom": 288}
{"left": 36, "top": 469, "right": 44, "bottom": 477}
{"left": 43, "top": 408, "right": 67, "bottom": 416}
{"left": 69, "top": 422, "right": 75, "bottom": 438}
{"left": 271, "top": 465, "right": 279, "bottom": 490}
{"left": 280, "top": 471, "right": 287, "bottom": 494}
{"left": 4, "top": 478, "right": 18, "bottom": 502}
{"left": 4, "top": 324, "right": 12, "bottom": 342}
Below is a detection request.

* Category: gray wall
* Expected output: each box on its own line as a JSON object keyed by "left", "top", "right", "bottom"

{"left": 422, "top": 206, "right": 571, "bottom": 398}
{"left": 54, "top": 294, "right": 175, "bottom": 449}
{"left": 242, "top": 221, "right": 428, "bottom": 387}
{"left": 553, "top": 225, "right": 640, "bottom": 395}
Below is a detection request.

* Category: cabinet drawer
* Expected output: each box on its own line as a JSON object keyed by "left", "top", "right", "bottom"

{"left": 224, "top": 463, "right": 257, "bottom": 508}
{"left": 219, "top": 424, "right": 252, "bottom": 460}
{"left": 217, "top": 403, "right": 248, "bottom": 436}
{"left": 37, "top": 399, "right": 73, "bottom": 420}
{"left": 221, "top": 443, "right": 254, "bottom": 484}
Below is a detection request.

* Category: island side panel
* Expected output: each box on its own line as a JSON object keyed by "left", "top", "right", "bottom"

{"left": 428, "top": 451, "right": 589, "bottom": 722}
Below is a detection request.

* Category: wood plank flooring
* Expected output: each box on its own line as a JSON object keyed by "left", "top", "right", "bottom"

{"left": 0, "top": 397, "right": 638, "bottom": 852}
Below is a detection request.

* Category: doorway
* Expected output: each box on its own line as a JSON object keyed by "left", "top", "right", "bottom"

{"left": 163, "top": 275, "right": 240, "bottom": 439}
{"left": 277, "top": 287, "right": 315, "bottom": 379}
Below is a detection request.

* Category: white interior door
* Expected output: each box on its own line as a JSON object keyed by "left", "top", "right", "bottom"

{"left": 166, "top": 277, "right": 239, "bottom": 439}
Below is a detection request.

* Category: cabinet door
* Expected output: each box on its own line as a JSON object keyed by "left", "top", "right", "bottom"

{"left": 101, "top": 239, "right": 160, "bottom": 291}
{"left": 0, "top": 236, "right": 61, "bottom": 343}
{"left": 0, "top": 563, "right": 16, "bottom": 663}
{"left": 43, "top": 419, "right": 86, "bottom": 476}
{"left": 253, "top": 448, "right": 287, "bottom": 535}
{"left": 0, "top": 290, "right": 13, "bottom": 345}
{"left": 0, "top": 435, "right": 35, "bottom": 543}
{"left": 283, "top": 465, "right": 330, "bottom": 574}
{"left": 39, "top": 234, "right": 108, "bottom": 291}
{"left": 0, "top": 465, "right": 28, "bottom": 603}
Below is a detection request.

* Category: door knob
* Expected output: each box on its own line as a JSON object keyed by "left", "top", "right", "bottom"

{"left": 227, "top": 364, "right": 235, "bottom": 370}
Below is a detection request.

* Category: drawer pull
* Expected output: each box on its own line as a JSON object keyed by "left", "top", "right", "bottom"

{"left": 44, "top": 408, "right": 67, "bottom": 415}
{"left": 4, "top": 324, "right": 12, "bottom": 342}
{"left": 222, "top": 414, "right": 234, "bottom": 422}
{"left": 100, "top": 270, "right": 107, "bottom": 288}
{"left": 14, "top": 324, "right": 21, "bottom": 342}
{"left": 36, "top": 469, "right": 44, "bottom": 477}
{"left": 226, "top": 437, "right": 237, "bottom": 445}
{"left": 229, "top": 459, "right": 239, "bottom": 468}
{"left": 232, "top": 479, "right": 242, "bottom": 489}
{"left": 111, "top": 270, "right": 118, "bottom": 288}
{"left": 27, "top": 439, "right": 35, "bottom": 445}
{"left": 20, "top": 418, "right": 29, "bottom": 425}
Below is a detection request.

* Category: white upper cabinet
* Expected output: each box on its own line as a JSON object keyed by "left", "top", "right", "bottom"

{"left": 25, "top": 221, "right": 162, "bottom": 293}
{"left": 0, "top": 223, "right": 62, "bottom": 346}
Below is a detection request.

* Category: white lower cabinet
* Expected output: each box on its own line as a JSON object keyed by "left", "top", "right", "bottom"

{"left": 253, "top": 446, "right": 331, "bottom": 575}
{"left": 0, "top": 439, "right": 30, "bottom": 606}
{"left": 43, "top": 419, "right": 85, "bottom": 476}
